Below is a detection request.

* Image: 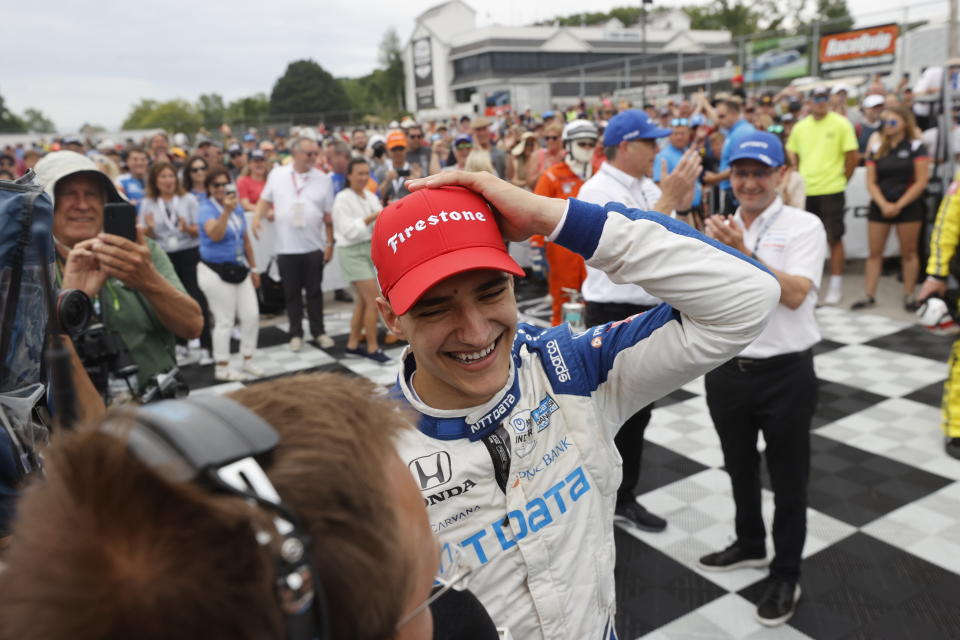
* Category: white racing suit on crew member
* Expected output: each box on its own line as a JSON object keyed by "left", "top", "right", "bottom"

{"left": 393, "top": 198, "right": 781, "bottom": 640}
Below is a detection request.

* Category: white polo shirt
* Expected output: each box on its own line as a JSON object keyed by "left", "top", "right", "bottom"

{"left": 260, "top": 164, "right": 334, "bottom": 255}
{"left": 577, "top": 162, "right": 662, "bottom": 306}
{"left": 734, "top": 197, "right": 826, "bottom": 358}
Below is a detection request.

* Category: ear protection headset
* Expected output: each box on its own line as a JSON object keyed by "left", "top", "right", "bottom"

{"left": 114, "top": 394, "right": 329, "bottom": 640}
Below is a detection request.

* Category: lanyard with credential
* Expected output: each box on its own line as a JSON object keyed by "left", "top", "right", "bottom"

{"left": 745, "top": 203, "right": 785, "bottom": 256}
{"left": 291, "top": 171, "right": 309, "bottom": 200}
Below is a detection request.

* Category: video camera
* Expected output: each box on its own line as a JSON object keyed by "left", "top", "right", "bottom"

{"left": 57, "top": 288, "right": 188, "bottom": 405}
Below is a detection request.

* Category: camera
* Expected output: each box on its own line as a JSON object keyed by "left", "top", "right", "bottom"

{"left": 58, "top": 289, "right": 188, "bottom": 405}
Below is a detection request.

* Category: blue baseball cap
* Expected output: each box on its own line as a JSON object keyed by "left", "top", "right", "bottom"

{"left": 243, "top": 133, "right": 257, "bottom": 142}
{"left": 603, "top": 109, "right": 672, "bottom": 146}
{"left": 543, "top": 110, "right": 555, "bottom": 119}
{"left": 729, "top": 131, "right": 785, "bottom": 167}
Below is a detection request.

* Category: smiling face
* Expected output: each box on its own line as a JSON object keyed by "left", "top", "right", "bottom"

{"left": 379, "top": 270, "right": 517, "bottom": 410}
{"left": 53, "top": 173, "right": 104, "bottom": 246}
{"left": 730, "top": 159, "right": 785, "bottom": 216}
{"left": 156, "top": 167, "right": 177, "bottom": 197}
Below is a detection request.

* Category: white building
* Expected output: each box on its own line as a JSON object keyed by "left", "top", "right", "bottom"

{"left": 405, "top": 0, "right": 734, "bottom": 119}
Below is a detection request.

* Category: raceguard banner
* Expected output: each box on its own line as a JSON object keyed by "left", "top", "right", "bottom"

{"left": 819, "top": 24, "right": 899, "bottom": 73}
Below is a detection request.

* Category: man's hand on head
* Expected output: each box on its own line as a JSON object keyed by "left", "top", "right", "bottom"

{"left": 92, "top": 227, "right": 160, "bottom": 292}
{"left": 404, "top": 170, "right": 566, "bottom": 241}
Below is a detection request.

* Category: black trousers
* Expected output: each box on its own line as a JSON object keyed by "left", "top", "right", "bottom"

{"left": 277, "top": 250, "right": 326, "bottom": 338}
{"left": 585, "top": 300, "right": 655, "bottom": 506}
{"left": 704, "top": 351, "right": 817, "bottom": 582}
{"left": 167, "top": 246, "right": 211, "bottom": 351}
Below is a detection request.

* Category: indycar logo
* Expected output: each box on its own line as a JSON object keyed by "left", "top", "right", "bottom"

{"left": 409, "top": 451, "right": 452, "bottom": 491}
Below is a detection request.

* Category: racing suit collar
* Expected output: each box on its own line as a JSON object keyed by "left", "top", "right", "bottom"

{"left": 395, "top": 345, "right": 522, "bottom": 442}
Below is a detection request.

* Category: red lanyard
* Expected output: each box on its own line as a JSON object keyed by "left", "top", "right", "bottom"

{"left": 291, "top": 171, "right": 309, "bottom": 199}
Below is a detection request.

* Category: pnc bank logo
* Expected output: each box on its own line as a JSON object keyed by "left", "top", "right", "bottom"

{"left": 409, "top": 451, "right": 453, "bottom": 491}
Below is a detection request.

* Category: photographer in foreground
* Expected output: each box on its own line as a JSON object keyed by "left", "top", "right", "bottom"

{"left": 35, "top": 152, "right": 202, "bottom": 401}
{"left": 0, "top": 374, "right": 500, "bottom": 640}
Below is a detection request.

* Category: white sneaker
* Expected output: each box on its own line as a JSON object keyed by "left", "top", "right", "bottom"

{"left": 289, "top": 337, "right": 303, "bottom": 352}
{"left": 242, "top": 360, "right": 266, "bottom": 377}
{"left": 188, "top": 338, "right": 200, "bottom": 349}
{"left": 175, "top": 345, "right": 194, "bottom": 366}
{"left": 315, "top": 333, "right": 335, "bottom": 349}
{"left": 823, "top": 285, "right": 843, "bottom": 305}
{"left": 214, "top": 366, "right": 249, "bottom": 382}
{"left": 198, "top": 349, "right": 214, "bottom": 366}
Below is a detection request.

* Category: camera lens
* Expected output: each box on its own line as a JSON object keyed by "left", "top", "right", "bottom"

{"left": 57, "top": 289, "right": 91, "bottom": 335}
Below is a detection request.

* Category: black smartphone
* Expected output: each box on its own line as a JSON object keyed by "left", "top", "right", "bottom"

{"left": 103, "top": 202, "right": 138, "bottom": 242}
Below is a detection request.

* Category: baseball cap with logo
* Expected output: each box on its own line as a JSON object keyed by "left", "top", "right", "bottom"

{"left": 728, "top": 131, "right": 785, "bottom": 168}
{"left": 603, "top": 109, "right": 672, "bottom": 146}
{"left": 386, "top": 130, "right": 408, "bottom": 150}
{"left": 371, "top": 186, "right": 524, "bottom": 315}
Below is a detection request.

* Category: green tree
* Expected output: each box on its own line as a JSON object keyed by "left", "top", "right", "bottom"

{"left": 684, "top": 0, "right": 761, "bottom": 37}
{"left": 225, "top": 93, "right": 270, "bottom": 125}
{"left": 0, "top": 94, "right": 26, "bottom": 133}
{"left": 377, "top": 28, "right": 406, "bottom": 112}
{"left": 812, "top": 0, "right": 853, "bottom": 33}
{"left": 22, "top": 108, "right": 56, "bottom": 133}
{"left": 122, "top": 98, "right": 202, "bottom": 132}
{"left": 269, "top": 59, "right": 351, "bottom": 121}
{"left": 197, "top": 93, "right": 226, "bottom": 129}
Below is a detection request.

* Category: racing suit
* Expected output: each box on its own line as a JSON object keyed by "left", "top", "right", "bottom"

{"left": 533, "top": 162, "right": 588, "bottom": 325}
{"left": 927, "top": 170, "right": 960, "bottom": 439}
{"left": 393, "top": 198, "right": 780, "bottom": 640}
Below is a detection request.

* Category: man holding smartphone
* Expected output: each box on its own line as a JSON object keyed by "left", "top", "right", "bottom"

{"left": 35, "top": 151, "right": 203, "bottom": 399}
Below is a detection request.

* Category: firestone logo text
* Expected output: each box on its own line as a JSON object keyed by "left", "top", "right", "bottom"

{"left": 824, "top": 32, "right": 893, "bottom": 59}
{"left": 386, "top": 210, "right": 487, "bottom": 253}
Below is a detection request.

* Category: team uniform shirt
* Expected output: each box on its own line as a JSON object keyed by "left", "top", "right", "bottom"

{"left": 733, "top": 197, "right": 826, "bottom": 358}
{"left": 138, "top": 194, "right": 200, "bottom": 253}
{"left": 578, "top": 162, "right": 662, "bottom": 306}
{"left": 719, "top": 119, "right": 757, "bottom": 191}
{"left": 331, "top": 188, "right": 382, "bottom": 247}
{"left": 653, "top": 144, "right": 702, "bottom": 207}
{"left": 866, "top": 138, "right": 928, "bottom": 205}
{"left": 116, "top": 173, "right": 146, "bottom": 207}
{"left": 786, "top": 112, "right": 858, "bottom": 196}
{"left": 392, "top": 198, "right": 780, "bottom": 640}
{"left": 259, "top": 164, "right": 334, "bottom": 254}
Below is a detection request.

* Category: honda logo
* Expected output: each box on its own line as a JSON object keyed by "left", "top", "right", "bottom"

{"left": 409, "top": 451, "right": 452, "bottom": 491}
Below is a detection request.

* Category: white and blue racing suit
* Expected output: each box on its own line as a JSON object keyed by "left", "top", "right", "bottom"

{"left": 392, "top": 198, "right": 780, "bottom": 640}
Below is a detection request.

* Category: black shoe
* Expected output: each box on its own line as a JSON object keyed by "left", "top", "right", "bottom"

{"left": 947, "top": 438, "right": 960, "bottom": 460}
{"left": 850, "top": 296, "right": 875, "bottom": 311}
{"left": 697, "top": 542, "right": 768, "bottom": 572}
{"left": 614, "top": 502, "right": 666, "bottom": 532}
{"left": 756, "top": 578, "right": 801, "bottom": 627}
{"left": 334, "top": 289, "right": 353, "bottom": 303}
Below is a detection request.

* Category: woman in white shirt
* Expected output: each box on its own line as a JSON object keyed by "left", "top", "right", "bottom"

{"left": 331, "top": 157, "right": 388, "bottom": 363}
{"left": 139, "top": 161, "right": 212, "bottom": 365}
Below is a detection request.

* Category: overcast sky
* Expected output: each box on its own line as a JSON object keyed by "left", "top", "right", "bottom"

{"left": 2, "top": 0, "right": 940, "bottom": 132}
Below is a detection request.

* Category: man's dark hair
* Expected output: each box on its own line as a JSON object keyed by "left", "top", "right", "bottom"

{"left": 126, "top": 145, "right": 148, "bottom": 159}
{"left": 0, "top": 374, "right": 415, "bottom": 640}
{"left": 721, "top": 100, "right": 743, "bottom": 114}
{"left": 346, "top": 157, "right": 369, "bottom": 175}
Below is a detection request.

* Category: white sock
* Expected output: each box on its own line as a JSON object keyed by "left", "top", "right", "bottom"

{"left": 829, "top": 277, "right": 843, "bottom": 293}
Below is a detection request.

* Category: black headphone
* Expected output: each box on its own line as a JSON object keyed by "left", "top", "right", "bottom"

{"left": 118, "top": 394, "right": 329, "bottom": 640}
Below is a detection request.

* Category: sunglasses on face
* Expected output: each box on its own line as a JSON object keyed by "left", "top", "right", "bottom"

{"left": 883, "top": 119, "right": 901, "bottom": 127}
{"left": 455, "top": 144, "right": 472, "bottom": 151}
{"left": 190, "top": 166, "right": 206, "bottom": 172}
{"left": 409, "top": 134, "right": 423, "bottom": 139}
{"left": 211, "top": 181, "right": 230, "bottom": 188}
{"left": 812, "top": 96, "right": 829, "bottom": 102}
{"left": 576, "top": 141, "right": 596, "bottom": 149}
{"left": 671, "top": 118, "right": 690, "bottom": 127}
{"left": 767, "top": 125, "right": 784, "bottom": 134}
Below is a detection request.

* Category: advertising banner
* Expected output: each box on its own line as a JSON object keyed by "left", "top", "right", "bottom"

{"left": 819, "top": 24, "right": 899, "bottom": 73}
{"left": 413, "top": 37, "right": 435, "bottom": 110}
{"left": 679, "top": 66, "right": 735, "bottom": 87}
{"left": 484, "top": 90, "right": 511, "bottom": 116}
{"left": 746, "top": 35, "right": 810, "bottom": 82}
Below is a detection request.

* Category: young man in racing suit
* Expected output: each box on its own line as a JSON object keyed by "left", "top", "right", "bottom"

{"left": 372, "top": 170, "right": 781, "bottom": 640}
{"left": 919, "top": 169, "right": 960, "bottom": 460}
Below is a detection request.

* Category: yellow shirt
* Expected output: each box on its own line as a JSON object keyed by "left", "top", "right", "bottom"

{"left": 786, "top": 112, "right": 858, "bottom": 196}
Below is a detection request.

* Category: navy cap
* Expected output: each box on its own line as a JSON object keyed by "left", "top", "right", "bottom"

{"left": 603, "top": 109, "right": 672, "bottom": 146}
{"left": 729, "top": 131, "right": 785, "bottom": 168}
{"left": 454, "top": 133, "right": 473, "bottom": 146}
